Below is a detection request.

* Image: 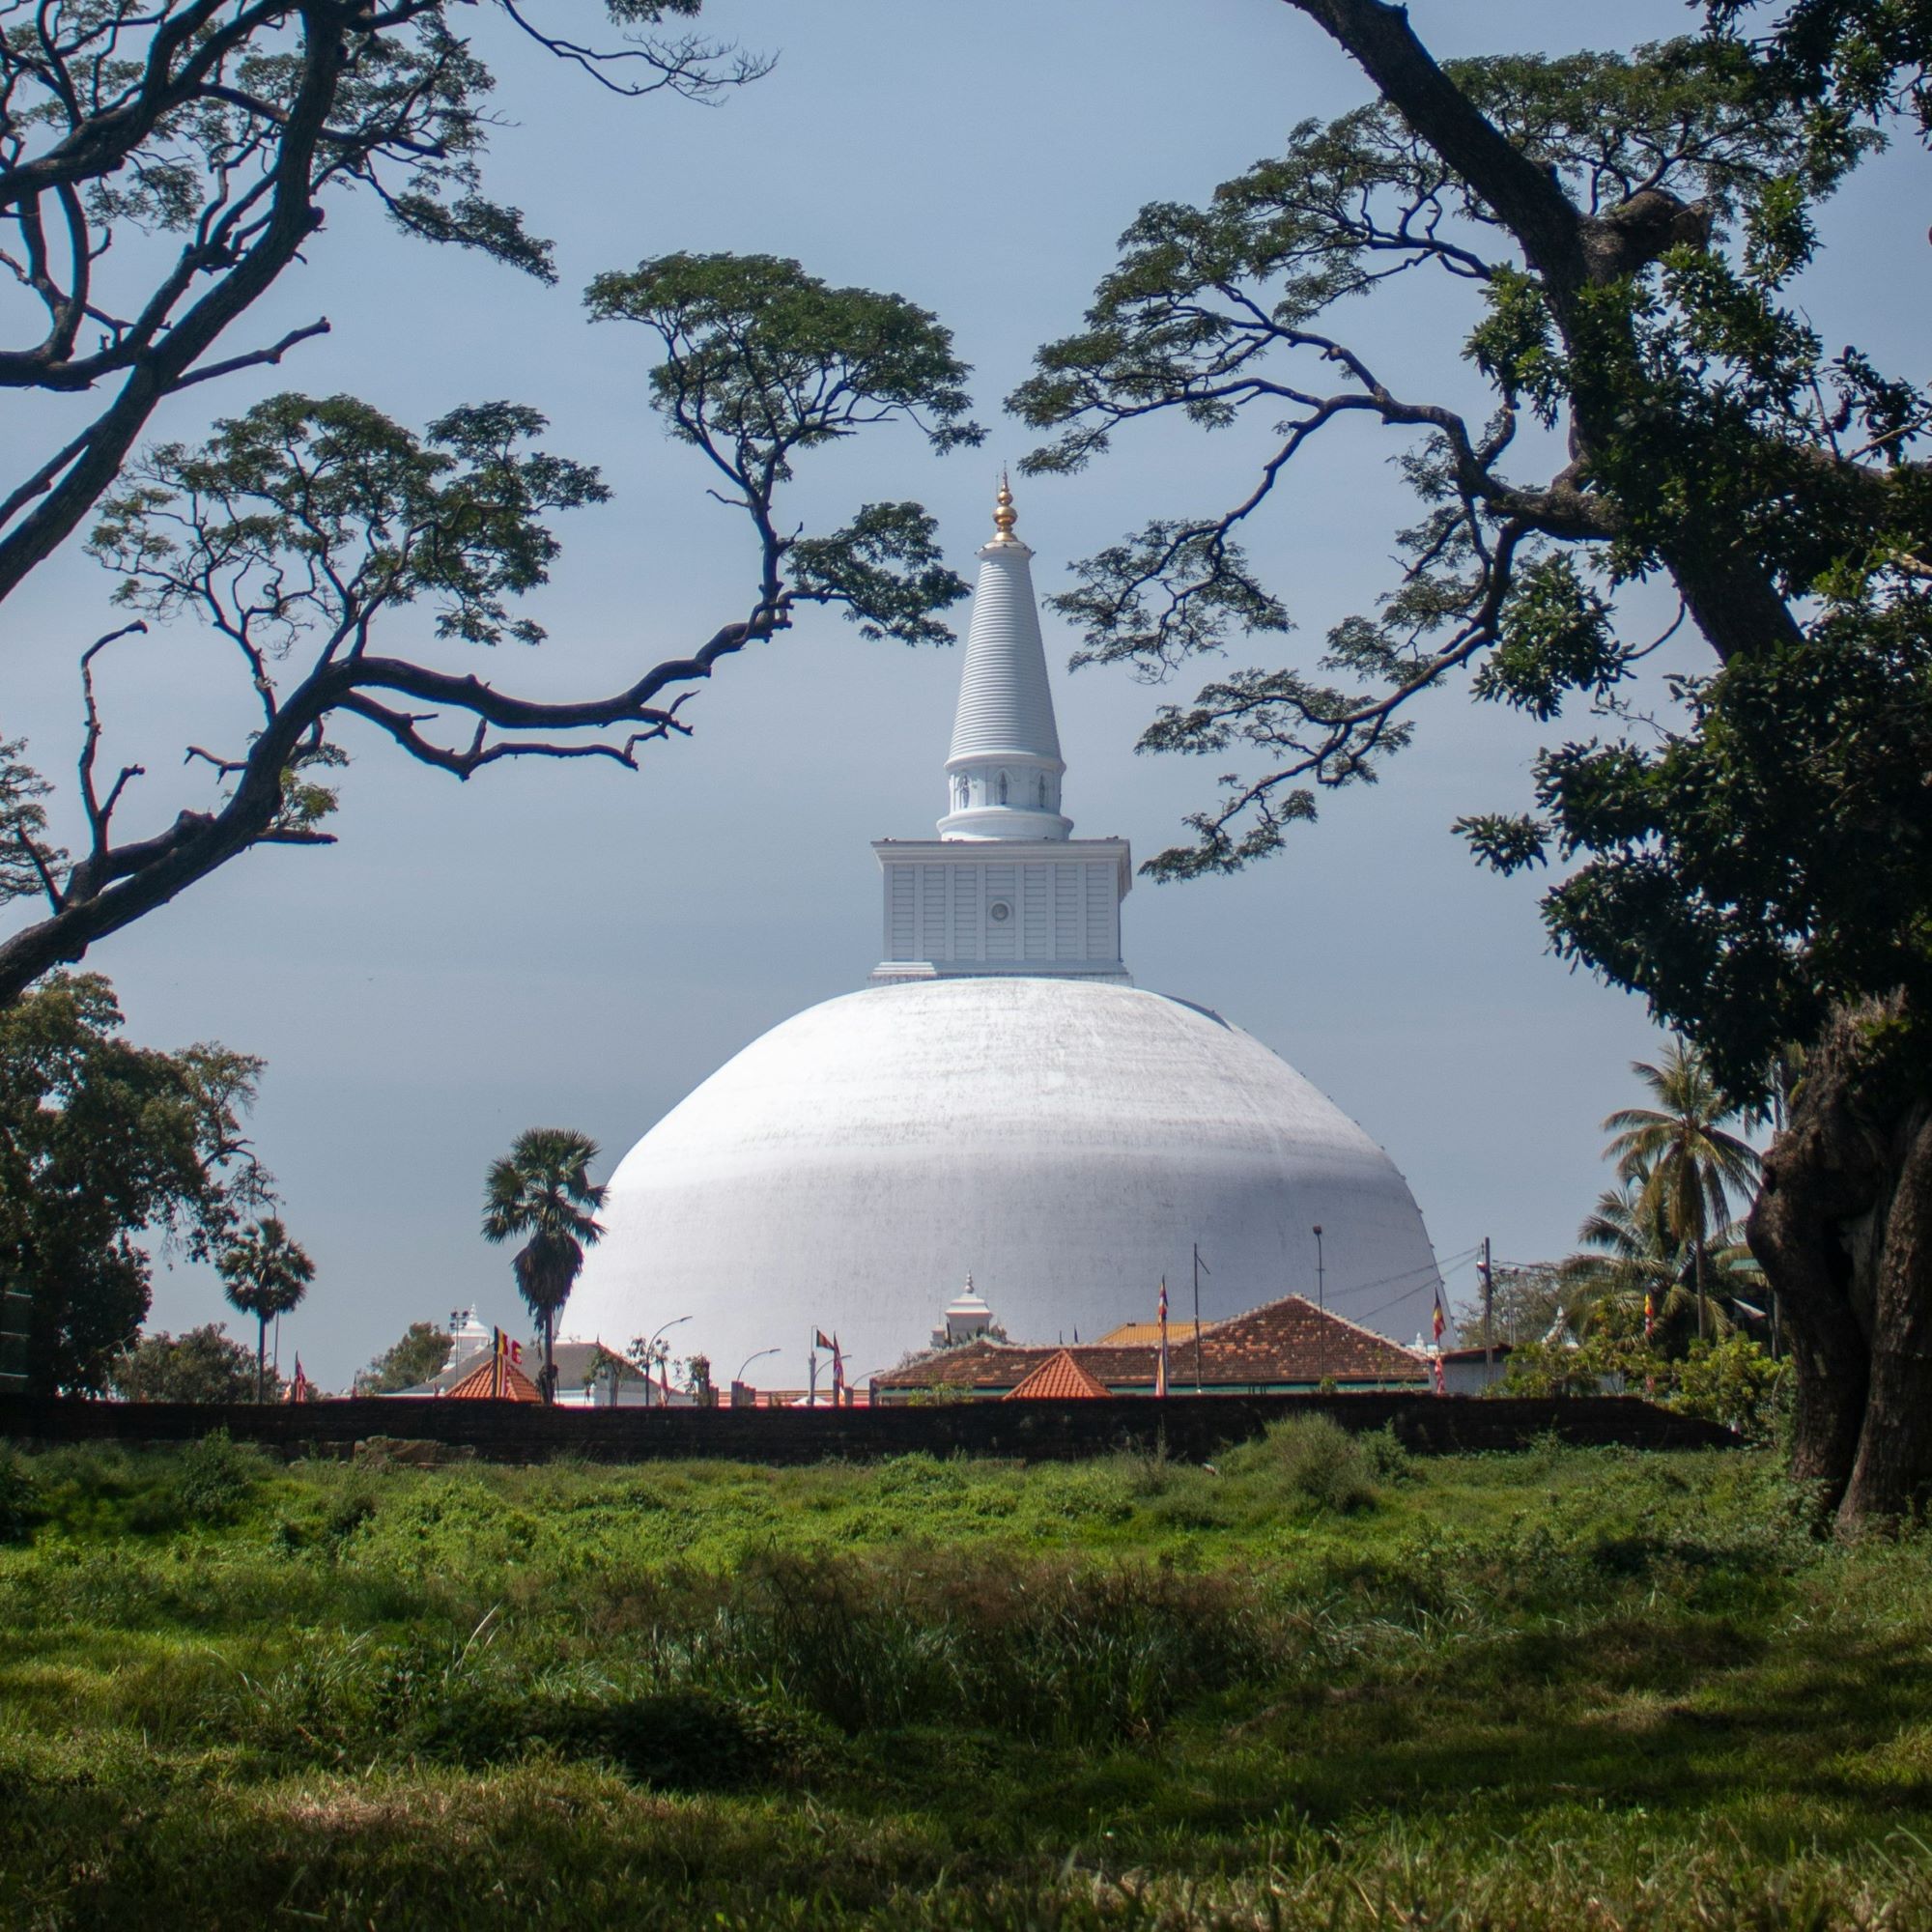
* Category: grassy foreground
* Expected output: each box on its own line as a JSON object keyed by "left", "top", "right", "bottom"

{"left": 3, "top": 1422, "right": 1932, "bottom": 1929}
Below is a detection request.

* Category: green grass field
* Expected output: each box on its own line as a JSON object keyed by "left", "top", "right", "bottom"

{"left": 4, "top": 1421, "right": 1932, "bottom": 1929}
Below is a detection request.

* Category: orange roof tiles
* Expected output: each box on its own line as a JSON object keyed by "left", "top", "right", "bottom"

{"left": 875, "top": 1293, "right": 1429, "bottom": 1395}
{"left": 443, "top": 1355, "right": 541, "bottom": 1402}
{"left": 1004, "top": 1349, "right": 1111, "bottom": 1401}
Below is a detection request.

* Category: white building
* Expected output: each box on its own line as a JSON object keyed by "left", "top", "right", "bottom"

{"left": 567, "top": 483, "right": 1444, "bottom": 1390}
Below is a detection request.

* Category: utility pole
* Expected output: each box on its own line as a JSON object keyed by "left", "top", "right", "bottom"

{"left": 1312, "top": 1225, "right": 1324, "bottom": 1312}
{"left": 1480, "top": 1237, "right": 1493, "bottom": 1378}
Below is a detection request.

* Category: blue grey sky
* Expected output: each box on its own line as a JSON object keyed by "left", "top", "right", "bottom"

{"left": 7, "top": 1, "right": 1926, "bottom": 1383}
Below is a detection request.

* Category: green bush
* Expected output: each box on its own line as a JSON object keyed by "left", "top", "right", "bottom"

{"left": 1266, "top": 1414, "right": 1380, "bottom": 1514}
{"left": 0, "top": 1447, "right": 43, "bottom": 1542}
{"left": 1670, "top": 1336, "right": 1789, "bottom": 1440}
{"left": 173, "top": 1429, "right": 263, "bottom": 1523}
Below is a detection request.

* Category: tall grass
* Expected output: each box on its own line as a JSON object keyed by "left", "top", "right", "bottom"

{"left": 1, "top": 1430, "right": 1925, "bottom": 1928}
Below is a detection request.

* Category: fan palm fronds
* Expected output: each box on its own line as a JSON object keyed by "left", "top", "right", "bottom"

{"left": 482, "top": 1128, "right": 606, "bottom": 1404}
{"left": 216, "top": 1215, "right": 315, "bottom": 1402}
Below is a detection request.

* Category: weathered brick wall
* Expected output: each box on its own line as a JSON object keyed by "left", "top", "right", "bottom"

{"left": 0, "top": 1391, "right": 1738, "bottom": 1462}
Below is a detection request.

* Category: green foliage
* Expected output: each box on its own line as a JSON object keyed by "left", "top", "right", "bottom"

{"left": 1470, "top": 555, "right": 1629, "bottom": 722}
{"left": 112, "top": 1323, "right": 264, "bottom": 1404}
{"left": 171, "top": 1430, "right": 264, "bottom": 1524}
{"left": 0, "top": 1448, "right": 42, "bottom": 1543}
{"left": 483, "top": 1129, "right": 605, "bottom": 1395}
{"left": 586, "top": 252, "right": 979, "bottom": 642}
{"left": 1531, "top": 606, "right": 1932, "bottom": 1094}
{"left": 1672, "top": 1334, "right": 1790, "bottom": 1439}
{"left": 1251, "top": 1412, "right": 1381, "bottom": 1513}
{"left": 1501, "top": 1327, "right": 1785, "bottom": 1439}
{"left": 1011, "top": 17, "right": 1929, "bottom": 1102}
{"left": 364, "top": 1322, "right": 456, "bottom": 1394}
{"left": 93, "top": 393, "right": 611, "bottom": 653}
{"left": 0, "top": 974, "right": 265, "bottom": 1393}
{"left": 0, "top": 740, "right": 61, "bottom": 909}
{"left": 217, "top": 1215, "right": 315, "bottom": 1399}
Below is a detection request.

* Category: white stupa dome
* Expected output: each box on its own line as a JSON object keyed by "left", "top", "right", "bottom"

{"left": 568, "top": 976, "right": 1440, "bottom": 1388}
{"left": 569, "top": 483, "right": 1441, "bottom": 1389}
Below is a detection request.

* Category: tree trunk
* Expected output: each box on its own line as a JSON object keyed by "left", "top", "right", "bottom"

{"left": 257, "top": 1315, "right": 269, "bottom": 1405}
{"left": 1747, "top": 994, "right": 1932, "bottom": 1525}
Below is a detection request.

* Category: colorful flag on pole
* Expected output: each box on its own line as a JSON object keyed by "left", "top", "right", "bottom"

{"left": 831, "top": 1334, "right": 845, "bottom": 1403}
{"left": 1432, "top": 1298, "right": 1445, "bottom": 1344}
{"left": 1155, "top": 1278, "right": 1170, "bottom": 1400}
{"left": 1644, "top": 1289, "right": 1656, "bottom": 1340}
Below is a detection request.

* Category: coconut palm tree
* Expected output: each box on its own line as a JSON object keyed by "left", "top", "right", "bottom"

{"left": 1564, "top": 1181, "right": 1762, "bottom": 1345}
{"left": 216, "top": 1216, "right": 316, "bottom": 1402}
{"left": 481, "top": 1128, "right": 606, "bottom": 1404}
{"left": 1602, "top": 1041, "right": 1762, "bottom": 1339}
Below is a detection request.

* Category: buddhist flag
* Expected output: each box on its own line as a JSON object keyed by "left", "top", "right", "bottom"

{"left": 1155, "top": 1277, "right": 1170, "bottom": 1400}
{"left": 1644, "top": 1289, "right": 1656, "bottom": 1340}
{"left": 831, "top": 1334, "right": 845, "bottom": 1399}
{"left": 1432, "top": 1298, "right": 1445, "bottom": 1344}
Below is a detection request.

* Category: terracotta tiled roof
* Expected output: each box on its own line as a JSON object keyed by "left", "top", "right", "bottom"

{"left": 1004, "top": 1349, "right": 1110, "bottom": 1401}
{"left": 874, "top": 1293, "right": 1428, "bottom": 1394}
{"left": 1198, "top": 1295, "right": 1428, "bottom": 1384}
{"left": 443, "top": 1355, "right": 541, "bottom": 1401}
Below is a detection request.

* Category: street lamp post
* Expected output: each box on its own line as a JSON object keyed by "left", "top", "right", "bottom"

{"left": 734, "top": 1345, "right": 781, "bottom": 1399}
{"left": 639, "top": 1315, "right": 692, "bottom": 1406}
{"left": 1312, "top": 1225, "right": 1324, "bottom": 1312}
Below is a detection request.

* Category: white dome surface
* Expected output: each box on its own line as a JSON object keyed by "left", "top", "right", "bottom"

{"left": 569, "top": 978, "right": 1441, "bottom": 1391}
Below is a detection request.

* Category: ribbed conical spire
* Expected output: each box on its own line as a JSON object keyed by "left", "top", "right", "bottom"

{"left": 938, "top": 480, "right": 1071, "bottom": 840}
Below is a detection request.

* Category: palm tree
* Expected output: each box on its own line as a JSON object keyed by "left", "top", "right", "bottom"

{"left": 482, "top": 1128, "right": 606, "bottom": 1404}
{"left": 1602, "top": 1041, "right": 1763, "bottom": 1338}
{"left": 216, "top": 1216, "right": 316, "bottom": 1401}
{"left": 1564, "top": 1181, "right": 1761, "bottom": 1344}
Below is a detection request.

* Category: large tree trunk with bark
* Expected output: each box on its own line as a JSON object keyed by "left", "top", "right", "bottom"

{"left": 1748, "top": 994, "right": 1932, "bottom": 1527}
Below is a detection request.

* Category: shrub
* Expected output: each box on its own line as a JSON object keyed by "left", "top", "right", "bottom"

{"left": 0, "top": 1448, "right": 43, "bottom": 1542}
{"left": 1670, "top": 1336, "right": 1789, "bottom": 1440}
{"left": 173, "top": 1429, "right": 263, "bottom": 1523}
{"left": 1267, "top": 1415, "right": 1380, "bottom": 1514}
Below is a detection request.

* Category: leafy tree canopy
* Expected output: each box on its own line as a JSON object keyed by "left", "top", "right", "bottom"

{"left": 112, "top": 1322, "right": 266, "bottom": 1404}
{"left": 1014, "top": 27, "right": 1927, "bottom": 1103}
{"left": 363, "top": 1321, "right": 455, "bottom": 1394}
{"left": 0, "top": 0, "right": 766, "bottom": 605}
{"left": 0, "top": 251, "right": 977, "bottom": 1007}
{"left": 0, "top": 975, "right": 266, "bottom": 1392}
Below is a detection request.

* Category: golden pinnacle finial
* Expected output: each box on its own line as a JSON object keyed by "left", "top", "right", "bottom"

{"left": 992, "top": 470, "right": 1017, "bottom": 541}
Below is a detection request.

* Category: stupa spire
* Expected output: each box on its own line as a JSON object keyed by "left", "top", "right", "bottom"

{"left": 937, "top": 477, "right": 1071, "bottom": 841}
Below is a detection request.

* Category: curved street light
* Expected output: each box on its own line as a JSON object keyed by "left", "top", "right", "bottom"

{"left": 639, "top": 1314, "right": 691, "bottom": 1406}
{"left": 735, "top": 1345, "right": 781, "bottom": 1386}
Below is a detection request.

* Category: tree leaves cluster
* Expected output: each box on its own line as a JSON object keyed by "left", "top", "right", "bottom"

{"left": 0, "top": 252, "right": 978, "bottom": 1009}
{"left": 112, "top": 1321, "right": 266, "bottom": 1403}
{"left": 0, "top": 0, "right": 762, "bottom": 603}
{"left": 0, "top": 974, "right": 266, "bottom": 1392}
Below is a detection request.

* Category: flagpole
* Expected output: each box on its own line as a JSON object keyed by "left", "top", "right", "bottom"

{"left": 1156, "top": 1276, "right": 1169, "bottom": 1401}
{"left": 1192, "top": 1244, "right": 1208, "bottom": 1392}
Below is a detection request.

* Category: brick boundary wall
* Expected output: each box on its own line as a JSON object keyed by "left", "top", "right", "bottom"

{"left": 0, "top": 1391, "right": 1738, "bottom": 1463}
